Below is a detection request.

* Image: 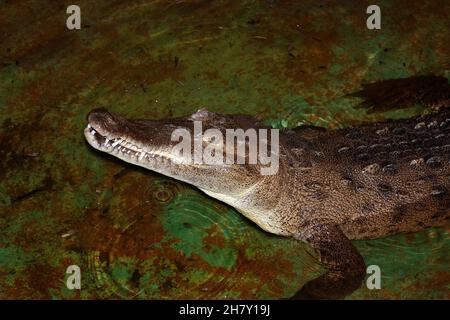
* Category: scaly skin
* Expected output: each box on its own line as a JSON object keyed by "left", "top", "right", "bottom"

{"left": 84, "top": 77, "right": 450, "bottom": 299}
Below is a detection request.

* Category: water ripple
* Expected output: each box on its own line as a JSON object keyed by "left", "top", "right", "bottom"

{"left": 82, "top": 178, "right": 318, "bottom": 299}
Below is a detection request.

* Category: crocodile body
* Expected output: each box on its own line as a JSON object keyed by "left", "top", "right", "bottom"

{"left": 276, "top": 112, "right": 450, "bottom": 240}
{"left": 84, "top": 76, "right": 450, "bottom": 299}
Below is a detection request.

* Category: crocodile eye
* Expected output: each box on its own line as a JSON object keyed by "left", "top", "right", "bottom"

{"left": 190, "top": 108, "right": 215, "bottom": 121}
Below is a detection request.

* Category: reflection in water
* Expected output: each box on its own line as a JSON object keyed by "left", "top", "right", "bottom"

{"left": 82, "top": 175, "right": 449, "bottom": 299}
{"left": 354, "top": 228, "right": 449, "bottom": 288}
{"left": 82, "top": 177, "right": 318, "bottom": 299}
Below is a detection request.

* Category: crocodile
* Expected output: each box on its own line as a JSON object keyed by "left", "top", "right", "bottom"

{"left": 84, "top": 76, "right": 450, "bottom": 299}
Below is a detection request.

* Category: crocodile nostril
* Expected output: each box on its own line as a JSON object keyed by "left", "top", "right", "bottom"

{"left": 87, "top": 108, "right": 127, "bottom": 136}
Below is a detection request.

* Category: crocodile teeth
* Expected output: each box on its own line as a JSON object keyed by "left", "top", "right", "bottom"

{"left": 112, "top": 139, "right": 121, "bottom": 147}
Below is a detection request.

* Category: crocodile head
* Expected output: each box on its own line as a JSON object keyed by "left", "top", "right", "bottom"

{"left": 84, "top": 108, "right": 280, "bottom": 197}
